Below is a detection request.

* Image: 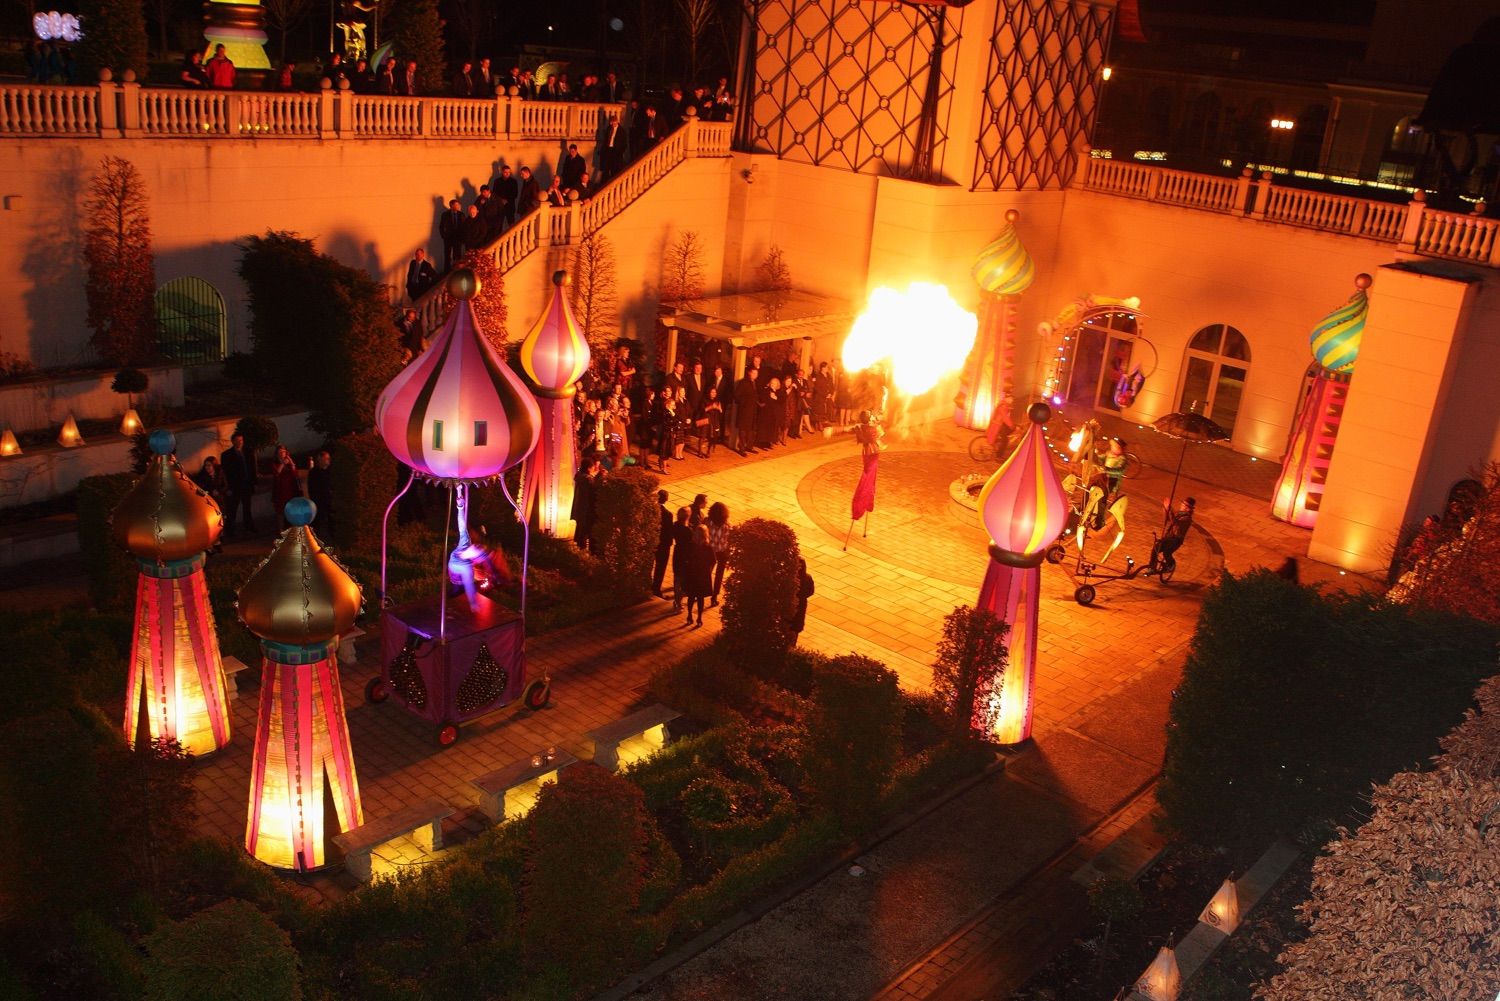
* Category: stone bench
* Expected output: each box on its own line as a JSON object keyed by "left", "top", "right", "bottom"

{"left": 221, "top": 655, "right": 254, "bottom": 701}
{"left": 468, "top": 750, "right": 579, "bottom": 823}
{"left": 584, "top": 704, "right": 681, "bottom": 773}
{"left": 337, "top": 626, "right": 365, "bottom": 667}
{"left": 332, "top": 797, "right": 453, "bottom": 883}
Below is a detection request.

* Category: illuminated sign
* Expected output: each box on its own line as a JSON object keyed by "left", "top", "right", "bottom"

{"left": 33, "top": 11, "right": 82, "bottom": 42}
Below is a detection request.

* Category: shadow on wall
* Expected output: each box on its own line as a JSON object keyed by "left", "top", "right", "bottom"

{"left": 21, "top": 154, "right": 88, "bottom": 368}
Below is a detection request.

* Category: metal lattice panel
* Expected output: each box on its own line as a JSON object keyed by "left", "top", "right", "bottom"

{"left": 972, "top": 0, "right": 1113, "bottom": 191}
{"left": 749, "top": 0, "right": 961, "bottom": 178}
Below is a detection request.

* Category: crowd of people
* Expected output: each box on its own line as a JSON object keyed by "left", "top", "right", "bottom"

{"left": 23, "top": 40, "right": 75, "bottom": 84}
{"left": 190, "top": 434, "right": 336, "bottom": 545}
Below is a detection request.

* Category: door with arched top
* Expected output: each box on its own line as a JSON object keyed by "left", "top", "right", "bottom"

{"left": 155, "top": 277, "right": 227, "bottom": 364}
{"left": 1177, "top": 323, "right": 1251, "bottom": 436}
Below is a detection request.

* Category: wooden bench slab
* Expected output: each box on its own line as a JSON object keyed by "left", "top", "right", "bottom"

{"left": 468, "top": 751, "right": 579, "bottom": 823}
{"left": 337, "top": 626, "right": 365, "bottom": 667}
{"left": 333, "top": 797, "right": 453, "bottom": 883}
{"left": 221, "top": 655, "right": 253, "bottom": 701}
{"left": 584, "top": 704, "right": 681, "bottom": 773}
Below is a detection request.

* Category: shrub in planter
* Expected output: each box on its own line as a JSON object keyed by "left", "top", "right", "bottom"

{"left": 143, "top": 899, "right": 300, "bottom": 1001}
{"left": 722, "top": 518, "right": 801, "bottom": 669}
{"left": 76, "top": 472, "right": 138, "bottom": 613}
{"left": 232, "top": 415, "right": 280, "bottom": 455}
{"left": 591, "top": 466, "right": 659, "bottom": 601}
{"left": 806, "top": 654, "right": 904, "bottom": 834}
{"left": 329, "top": 432, "right": 398, "bottom": 554}
{"left": 931, "top": 605, "right": 1008, "bottom": 741}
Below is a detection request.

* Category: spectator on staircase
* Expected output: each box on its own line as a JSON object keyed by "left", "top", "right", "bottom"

{"left": 405, "top": 248, "right": 437, "bottom": 302}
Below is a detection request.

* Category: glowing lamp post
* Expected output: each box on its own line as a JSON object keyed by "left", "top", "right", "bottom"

{"left": 112, "top": 429, "right": 231, "bottom": 756}
{"left": 976, "top": 402, "right": 1069, "bottom": 745}
{"left": 238, "top": 497, "right": 363, "bottom": 871}
{"left": 1272, "top": 274, "right": 1370, "bottom": 528}
{"left": 376, "top": 269, "right": 541, "bottom": 612}
{"left": 957, "top": 209, "right": 1034, "bottom": 430}
{"left": 519, "top": 271, "right": 590, "bottom": 539}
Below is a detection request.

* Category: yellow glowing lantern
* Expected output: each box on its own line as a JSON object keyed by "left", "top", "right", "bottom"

{"left": 58, "top": 414, "right": 84, "bottom": 447}
{"left": 0, "top": 429, "right": 20, "bottom": 456}
{"left": 1135, "top": 945, "right": 1181, "bottom": 1000}
{"left": 1199, "top": 878, "right": 1241, "bottom": 934}
{"left": 120, "top": 408, "right": 143, "bottom": 437}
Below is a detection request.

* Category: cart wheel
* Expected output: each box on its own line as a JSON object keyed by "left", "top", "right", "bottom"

{"left": 365, "top": 677, "right": 390, "bottom": 704}
{"left": 523, "top": 679, "right": 552, "bottom": 710}
{"left": 1075, "top": 584, "right": 1097, "bottom": 606}
{"left": 968, "top": 437, "right": 997, "bottom": 464}
{"left": 1045, "top": 543, "right": 1067, "bottom": 564}
{"left": 435, "top": 723, "right": 460, "bottom": 748}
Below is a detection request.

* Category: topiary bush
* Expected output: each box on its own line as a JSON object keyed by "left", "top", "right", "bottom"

{"left": 591, "top": 466, "right": 659, "bottom": 602}
{"left": 329, "top": 432, "right": 398, "bottom": 554}
{"left": 721, "top": 518, "right": 801, "bottom": 669}
{"left": 76, "top": 471, "right": 138, "bottom": 613}
{"left": 805, "top": 654, "right": 904, "bottom": 835}
{"left": 931, "top": 605, "right": 1008, "bottom": 741}
{"left": 1159, "top": 569, "right": 1499, "bottom": 853}
{"left": 232, "top": 416, "right": 280, "bottom": 455}
{"left": 143, "top": 899, "right": 301, "bottom": 1001}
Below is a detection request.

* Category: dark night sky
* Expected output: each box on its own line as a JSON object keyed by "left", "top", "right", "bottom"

{"left": 1147, "top": 0, "right": 1377, "bottom": 24}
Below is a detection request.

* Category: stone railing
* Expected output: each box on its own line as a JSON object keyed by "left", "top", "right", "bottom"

{"left": 411, "top": 119, "right": 733, "bottom": 332}
{"left": 1079, "top": 154, "right": 1500, "bottom": 268}
{"left": 0, "top": 78, "right": 621, "bottom": 142}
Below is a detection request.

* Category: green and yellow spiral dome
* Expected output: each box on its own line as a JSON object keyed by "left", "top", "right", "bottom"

{"left": 972, "top": 209, "right": 1035, "bottom": 297}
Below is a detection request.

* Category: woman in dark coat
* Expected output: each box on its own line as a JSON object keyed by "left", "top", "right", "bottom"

{"left": 669, "top": 506, "right": 692, "bottom": 610}
{"left": 270, "top": 445, "right": 302, "bottom": 529}
{"left": 757, "top": 377, "right": 782, "bottom": 448}
{"left": 570, "top": 456, "right": 603, "bottom": 551}
{"left": 681, "top": 524, "right": 716, "bottom": 626}
{"left": 655, "top": 391, "right": 678, "bottom": 473}
{"left": 791, "top": 558, "right": 814, "bottom": 641}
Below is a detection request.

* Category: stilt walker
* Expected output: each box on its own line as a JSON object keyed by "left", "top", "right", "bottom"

{"left": 976, "top": 403, "right": 1069, "bottom": 744}
{"left": 845, "top": 410, "right": 884, "bottom": 550}
{"left": 238, "top": 497, "right": 364, "bottom": 871}
{"left": 1271, "top": 274, "right": 1370, "bottom": 528}
{"left": 956, "top": 209, "right": 1034, "bottom": 430}
{"left": 519, "top": 271, "right": 591, "bottom": 539}
{"left": 113, "top": 429, "right": 231, "bottom": 756}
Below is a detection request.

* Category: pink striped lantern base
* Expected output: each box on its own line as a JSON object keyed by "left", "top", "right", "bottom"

{"left": 245, "top": 641, "right": 363, "bottom": 872}
{"left": 522, "top": 394, "right": 579, "bottom": 539}
{"left": 124, "top": 556, "right": 231, "bottom": 756}
{"left": 977, "top": 550, "right": 1042, "bottom": 745}
{"left": 955, "top": 293, "right": 1017, "bottom": 431}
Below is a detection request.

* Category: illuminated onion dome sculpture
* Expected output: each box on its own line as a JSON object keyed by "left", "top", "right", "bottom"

{"left": 113, "top": 429, "right": 232, "bottom": 756}
{"left": 238, "top": 497, "right": 364, "bottom": 871}
{"left": 956, "top": 210, "right": 1035, "bottom": 430}
{"left": 976, "top": 402, "right": 1070, "bottom": 744}
{"left": 1271, "top": 274, "right": 1371, "bottom": 528}
{"left": 519, "top": 271, "right": 590, "bottom": 539}
{"left": 376, "top": 268, "right": 542, "bottom": 611}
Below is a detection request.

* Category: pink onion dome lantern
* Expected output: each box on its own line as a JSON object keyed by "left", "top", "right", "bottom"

{"left": 957, "top": 209, "right": 1035, "bottom": 431}
{"left": 1272, "top": 273, "right": 1371, "bottom": 528}
{"left": 237, "top": 497, "right": 365, "bottom": 871}
{"left": 375, "top": 268, "right": 542, "bottom": 619}
{"left": 976, "top": 402, "right": 1070, "bottom": 744}
{"left": 111, "top": 428, "right": 232, "bottom": 756}
{"left": 518, "top": 271, "right": 591, "bottom": 539}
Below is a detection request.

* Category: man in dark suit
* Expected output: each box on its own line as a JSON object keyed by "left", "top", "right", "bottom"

{"left": 405, "top": 248, "right": 437, "bottom": 302}
{"left": 452, "top": 60, "right": 476, "bottom": 97}
{"left": 602, "top": 71, "right": 622, "bottom": 103}
{"left": 560, "top": 143, "right": 587, "bottom": 191}
{"left": 460, "top": 204, "right": 487, "bottom": 256}
{"left": 686, "top": 361, "right": 706, "bottom": 415}
{"left": 664, "top": 361, "right": 687, "bottom": 401}
{"left": 493, "top": 165, "right": 519, "bottom": 228}
{"left": 439, "top": 198, "right": 464, "bottom": 270}
{"left": 651, "top": 489, "right": 673, "bottom": 597}
{"left": 598, "top": 112, "right": 626, "bottom": 183}
{"left": 733, "top": 368, "right": 759, "bottom": 455}
{"left": 220, "top": 432, "right": 257, "bottom": 536}
{"left": 516, "top": 166, "right": 541, "bottom": 216}
{"left": 478, "top": 185, "right": 504, "bottom": 241}
{"left": 632, "top": 105, "right": 661, "bottom": 159}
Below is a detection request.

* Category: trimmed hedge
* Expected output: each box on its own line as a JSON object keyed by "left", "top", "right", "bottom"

{"left": 143, "top": 900, "right": 300, "bottom": 1001}
{"left": 77, "top": 472, "right": 137, "bottom": 613}
{"left": 329, "top": 432, "right": 398, "bottom": 555}
{"left": 722, "top": 518, "right": 801, "bottom": 667}
{"left": 591, "top": 466, "right": 660, "bottom": 603}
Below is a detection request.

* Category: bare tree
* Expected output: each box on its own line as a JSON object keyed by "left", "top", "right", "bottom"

{"left": 83, "top": 156, "right": 157, "bottom": 367}
{"left": 756, "top": 244, "right": 791, "bottom": 293}
{"left": 659, "top": 231, "right": 706, "bottom": 309}
{"left": 263, "top": 0, "right": 315, "bottom": 63}
{"left": 675, "top": 0, "right": 716, "bottom": 83}
{"left": 571, "top": 232, "right": 620, "bottom": 359}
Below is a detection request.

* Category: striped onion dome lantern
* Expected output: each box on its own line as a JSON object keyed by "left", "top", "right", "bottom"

{"left": 976, "top": 403, "right": 1068, "bottom": 744}
{"left": 112, "top": 429, "right": 232, "bottom": 756}
{"left": 957, "top": 210, "right": 1035, "bottom": 430}
{"left": 375, "top": 269, "right": 541, "bottom": 618}
{"left": 1309, "top": 273, "right": 1370, "bottom": 374}
{"left": 237, "top": 497, "right": 365, "bottom": 871}
{"left": 519, "top": 272, "right": 592, "bottom": 540}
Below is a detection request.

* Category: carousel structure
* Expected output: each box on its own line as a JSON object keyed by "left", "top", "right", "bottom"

{"left": 956, "top": 209, "right": 1035, "bottom": 431}
{"left": 976, "top": 402, "right": 1070, "bottom": 744}
{"left": 113, "top": 429, "right": 232, "bottom": 756}
{"left": 1271, "top": 274, "right": 1371, "bottom": 528}
{"left": 368, "top": 268, "right": 548, "bottom": 748}
{"left": 519, "top": 271, "right": 591, "bottom": 539}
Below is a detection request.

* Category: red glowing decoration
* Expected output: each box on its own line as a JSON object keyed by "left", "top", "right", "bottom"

{"left": 519, "top": 272, "right": 590, "bottom": 538}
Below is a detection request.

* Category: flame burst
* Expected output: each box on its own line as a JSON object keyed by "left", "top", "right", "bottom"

{"left": 843, "top": 283, "right": 978, "bottom": 397}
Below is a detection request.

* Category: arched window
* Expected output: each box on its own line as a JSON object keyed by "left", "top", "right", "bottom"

{"left": 155, "top": 277, "right": 227, "bottom": 363}
{"left": 1066, "top": 308, "right": 1140, "bottom": 413}
{"left": 1177, "top": 324, "right": 1250, "bottom": 436}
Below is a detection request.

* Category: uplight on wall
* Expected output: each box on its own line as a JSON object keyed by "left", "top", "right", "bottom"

{"left": 119, "top": 408, "right": 143, "bottom": 437}
{"left": 1101, "top": 65, "right": 1113, "bottom": 81}
{"left": 1135, "top": 945, "right": 1181, "bottom": 1000}
{"left": 1199, "top": 879, "right": 1241, "bottom": 934}
{"left": 1270, "top": 118, "right": 1295, "bottom": 131}
{"left": 58, "top": 414, "right": 84, "bottom": 447}
{"left": 0, "top": 429, "right": 20, "bottom": 456}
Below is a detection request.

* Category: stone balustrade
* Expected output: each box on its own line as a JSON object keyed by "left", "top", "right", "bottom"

{"left": 0, "top": 79, "right": 623, "bottom": 143}
{"left": 1079, "top": 153, "right": 1500, "bottom": 268}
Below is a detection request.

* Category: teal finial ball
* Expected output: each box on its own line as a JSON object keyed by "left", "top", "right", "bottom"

{"left": 284, "top": 498, "right": 316, "bottom": 527}
{"left": 148, "top": 429, "right": 176, "bottom": 455}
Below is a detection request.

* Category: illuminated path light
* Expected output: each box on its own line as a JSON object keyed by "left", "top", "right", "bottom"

{"left": 843, "top": 282, "right": 978, "bottom": 398}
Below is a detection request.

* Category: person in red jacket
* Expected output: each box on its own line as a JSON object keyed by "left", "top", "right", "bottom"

{"left": 205, "top": 44, "right": 235, "bottom": 89}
